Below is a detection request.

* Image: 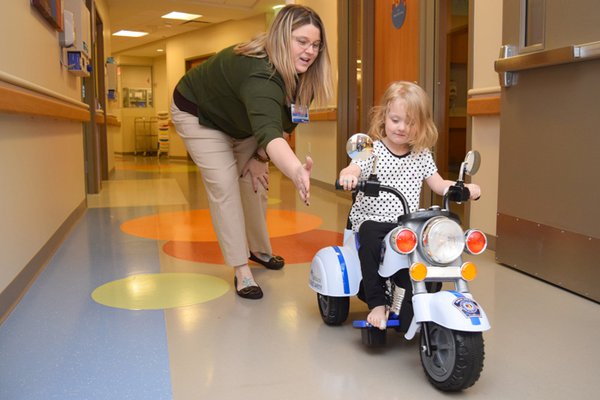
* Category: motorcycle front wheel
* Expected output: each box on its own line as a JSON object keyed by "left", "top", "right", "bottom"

{"left": 420, "top": 322, "right": 484, "bottom": 392}
{"left": 317, "top": 293, "right": 349, "bottom": 325}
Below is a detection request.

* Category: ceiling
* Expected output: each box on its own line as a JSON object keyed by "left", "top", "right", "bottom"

{"left": 105, "top": 0, "right": 284, "bottom": 58}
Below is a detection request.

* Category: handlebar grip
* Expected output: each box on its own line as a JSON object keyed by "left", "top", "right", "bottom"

{"left": 447, "top": 185, "right": 471, "bottom": 203}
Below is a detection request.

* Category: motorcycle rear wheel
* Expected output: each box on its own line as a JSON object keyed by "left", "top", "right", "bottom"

{"left": 420, "top": 322, "right": 484, "bottom": 391}
{"left": 317, "top": 293, "right": 349, "bottom": 325}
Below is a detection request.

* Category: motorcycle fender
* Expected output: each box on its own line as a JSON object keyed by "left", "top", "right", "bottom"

{"left": 309, "top": 246, "right": 361, "bottom": 296}
{"left": 412, "top": 291, "right": 491, "bottom": 332}
{"left": 378, "top": 230, "right": 410, "bottom": 278}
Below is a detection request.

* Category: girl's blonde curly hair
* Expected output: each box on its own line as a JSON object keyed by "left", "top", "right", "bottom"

{"left": 368, "top": 81, "right": 438, "bottom": 152}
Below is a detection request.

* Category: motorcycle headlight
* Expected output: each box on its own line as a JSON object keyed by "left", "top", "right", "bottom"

{"left": 421, "top": 217, "right": 465, "bottom": 264}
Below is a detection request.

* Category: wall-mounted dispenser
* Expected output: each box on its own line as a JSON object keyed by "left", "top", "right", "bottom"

{"left": 59, "top": 0, "right": 91, "bottom": 77}
{"left": 106, "top": 57, "right": 117, "bottom": 100}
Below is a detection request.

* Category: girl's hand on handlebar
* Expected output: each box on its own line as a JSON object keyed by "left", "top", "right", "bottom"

{"left": 339, "top": 174, "right": 357, "bottom": 190}
{"left": 465, "top": 183, "right": 481, "bottom": 200}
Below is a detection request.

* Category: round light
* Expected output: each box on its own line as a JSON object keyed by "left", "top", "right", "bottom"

{"left": 421, "top": 217, "right": 465, "bottom": 264}
{"left": 461, "top": 262, "right": 478, "bottom": 281}
{"left": 409, "top": 262, "right": 428, "bottom": 281}
{"left": 391, "top": 227, "right": 417, "bottom": 254}
{"left": 465, "top": 229, "right": 487, "bottom": 255}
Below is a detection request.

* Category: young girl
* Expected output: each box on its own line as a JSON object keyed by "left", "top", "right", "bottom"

{"left": 338, "top": 81, "right": 481, "bottom": 329}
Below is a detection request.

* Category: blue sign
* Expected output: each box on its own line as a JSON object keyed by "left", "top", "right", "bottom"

{"left": 392, "top": 0, "right": 407, "bottom": 29}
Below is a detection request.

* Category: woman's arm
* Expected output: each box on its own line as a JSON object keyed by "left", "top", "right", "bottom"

{"left": 266, "top": 138, "right": 312, "bottom": 205}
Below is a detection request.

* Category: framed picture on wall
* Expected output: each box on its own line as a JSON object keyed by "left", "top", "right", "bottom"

{"left": 31, "top": 0, "right": 63, "bottom": 31}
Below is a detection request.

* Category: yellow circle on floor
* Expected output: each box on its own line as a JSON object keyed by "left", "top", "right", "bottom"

{"left": 91, "top": 273, "right": 229, "bottom": 310}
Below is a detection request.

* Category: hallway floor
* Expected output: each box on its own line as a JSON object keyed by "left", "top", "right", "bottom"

{"left": 1, "top": 155, "right": 598, "bottom": 400}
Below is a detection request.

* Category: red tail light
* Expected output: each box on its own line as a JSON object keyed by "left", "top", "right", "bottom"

{"left": 465, "top": 230, "right": 487, "bottom": 255}
{"left": 391, "top": 227, "right": 417, "bottom": 254}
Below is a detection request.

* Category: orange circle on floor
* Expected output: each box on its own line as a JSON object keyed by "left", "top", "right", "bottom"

{"left": 120, "top": 209, "right": 323, "bottom": 242}
{"left": 163, "top": 229, "right": 344, "bottom": 264}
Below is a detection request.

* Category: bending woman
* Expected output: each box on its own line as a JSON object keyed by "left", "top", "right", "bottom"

{"left": 170, "top": 5, "right": 333, "bottom": 299}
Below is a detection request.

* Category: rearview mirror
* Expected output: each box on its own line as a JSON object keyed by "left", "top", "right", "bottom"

{"left": 346, "top": 133, "right": 373, "bottom": 160}
{"left": 458, "top": 150, "right": 481, "bottom": 182}
{"left": 464, "top": 150, "right": 481, "bottom": 176}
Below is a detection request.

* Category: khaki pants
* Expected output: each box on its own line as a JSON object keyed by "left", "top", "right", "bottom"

{"left": 170, "top": 102, "right": 272, "bottom": 267}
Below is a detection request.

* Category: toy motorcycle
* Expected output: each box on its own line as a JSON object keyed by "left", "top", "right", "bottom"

{"left": 309, "top": 134, "right": 490, "bottom": 391}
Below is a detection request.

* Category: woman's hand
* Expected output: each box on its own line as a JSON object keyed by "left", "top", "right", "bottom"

{"left": 293, "top": 156, "right": 313, "bottom": 205}
{"left": 465, "top": 183, "right": 481, "bottom": 200}
{"left": 242, "top": 157, "right": 270, "bottom": 192}
{"left": 265, "top": 138, "right": 313, "bottom": 205}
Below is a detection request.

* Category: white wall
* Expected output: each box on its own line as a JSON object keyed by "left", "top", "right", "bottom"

{"left": 0, "top": 1, "right": 81, "bottom": 98}
{"left": 0, "top": 117, "right": 85, "bottom": 276}
{"left": 111, "top": 57, "right": 156, "bottom": 153}
{"left": 0, "top": 1, "right": 89, "bottom": 294}
{"left": 470, "top": 0, "right": 503, "bottom": 237}
{"left": 163, "top": 14, "right": 269, "bottom": 158}
{"left": 294, "top": 0, "right": 339, "bottom": 185}
{"left": 109, "top": 1, "right": 339, "bottom": 171}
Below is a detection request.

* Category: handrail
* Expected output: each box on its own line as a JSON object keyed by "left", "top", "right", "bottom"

{"left": 495, "top": 41, "right": 600, "bottom": 73}
{"left": 0, "top": 70, "right": 88, "bottom": 109}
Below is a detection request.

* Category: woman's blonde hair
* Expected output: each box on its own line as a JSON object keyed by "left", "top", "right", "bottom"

{"left": 234, "top": 5, "right": 333, "bottom": 108}
{"left": 368, "top": 81, "right": 438, "bottom": 152}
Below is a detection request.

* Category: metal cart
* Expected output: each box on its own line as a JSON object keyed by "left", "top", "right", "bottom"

{"left": 134, "top": 117, "right": 158, "bottom": 155}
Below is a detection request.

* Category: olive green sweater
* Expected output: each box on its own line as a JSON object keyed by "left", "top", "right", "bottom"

{"left": 175, "top": 46, "right": 297, "bottom": 149}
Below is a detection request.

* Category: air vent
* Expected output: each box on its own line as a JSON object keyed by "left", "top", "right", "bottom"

{"left": 182, "top": 20, "right": 211, "bottom": 25}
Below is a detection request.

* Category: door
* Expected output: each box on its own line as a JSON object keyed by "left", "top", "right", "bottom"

{"left": 495, "top": 0, "right": 600, "bottom": 302}
{"left": 337, "top": 0, "right": 421, "bottom": 174}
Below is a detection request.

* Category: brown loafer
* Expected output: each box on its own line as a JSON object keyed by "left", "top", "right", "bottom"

{"left": 249, "top": 253, "right": 285, "bottom": 270}
{"left": 234, "top": 276, "right": 263, "bottom": 299}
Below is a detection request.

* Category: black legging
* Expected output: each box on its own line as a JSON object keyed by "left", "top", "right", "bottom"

{"left": 358, "top": 220, "right": 415, "bottom": 329}
{"left": 357, "top": 220, "right": 398, "bottom": 309}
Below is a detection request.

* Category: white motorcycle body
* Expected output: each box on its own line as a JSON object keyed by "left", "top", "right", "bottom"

{"left": 309, "top": 229, "right": 362, "bottom": 296}
{"left": 309, "top": 228, "right": 491, "bottom": 337}
{"left": 312, "top": 134, "right": 488, "bottom": 391}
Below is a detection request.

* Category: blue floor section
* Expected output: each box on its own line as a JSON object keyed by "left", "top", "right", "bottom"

{"left": 0, "top": 208, "right": 172, "bottom": 399}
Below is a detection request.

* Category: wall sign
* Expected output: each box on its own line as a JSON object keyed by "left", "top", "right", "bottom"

{"left": 392, "top": 0, "right": 407, "bottom": 29}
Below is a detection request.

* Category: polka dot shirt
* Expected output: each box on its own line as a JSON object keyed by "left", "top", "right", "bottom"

{"left": 349, "top": 140, "right": 437, "bottom": 232}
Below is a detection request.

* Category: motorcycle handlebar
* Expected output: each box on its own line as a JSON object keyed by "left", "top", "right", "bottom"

{"left": 336, "top": 177, "right": 411, "bottom": 215}
{"left": 337, "top": 177, "right": 471, "bottom": 213}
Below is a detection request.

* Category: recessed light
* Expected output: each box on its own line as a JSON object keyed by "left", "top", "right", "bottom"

{"left": 113, "top": 30, "right": 148, "bottom": 37}
{"left": 161, "top": 11, "right": 202, "bottom": 21}
{"left": 157, "top": 49, "right": 164, "bottom": 52}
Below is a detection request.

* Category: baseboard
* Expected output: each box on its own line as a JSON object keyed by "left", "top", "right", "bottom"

{"left": 0, "top": 200, "right": 87, "bottom": 324}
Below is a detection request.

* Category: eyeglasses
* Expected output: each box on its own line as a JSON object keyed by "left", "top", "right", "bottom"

{"left": 292, "top": 36, "right": 323, "bottom": 52}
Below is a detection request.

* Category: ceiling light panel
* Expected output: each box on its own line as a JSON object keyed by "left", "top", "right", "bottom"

{"left": 161, "top": 12, "right": 202, "bottom": 21}
{"left": 113, "top": 30, "right": 149, "bottom": 37}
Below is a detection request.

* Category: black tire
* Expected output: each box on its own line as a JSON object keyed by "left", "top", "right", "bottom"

{"left": 420, "top": 323, "right": 484, "bottom": 392}
{"left": 317, "top": 293, "right": 349, "bottom": 325}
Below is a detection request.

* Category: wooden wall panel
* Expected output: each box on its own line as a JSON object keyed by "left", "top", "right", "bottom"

{"left": 373, "top": 0, "right": 420, "bottom": 103}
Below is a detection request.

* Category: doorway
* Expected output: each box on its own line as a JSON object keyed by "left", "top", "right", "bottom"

{"left": 430, "top": 0, "right": 470, "bottom": 224}
{"left": 338, "top": 1, "right": 471, "bottom": 223}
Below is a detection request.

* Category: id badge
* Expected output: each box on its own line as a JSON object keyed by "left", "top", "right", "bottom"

{"left": 291, "top": 103, "right": 309, "bottom": 123}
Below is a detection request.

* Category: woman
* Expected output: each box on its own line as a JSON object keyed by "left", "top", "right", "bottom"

{"left": 170, "top": 5, "right": 333, "bottom": 299}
